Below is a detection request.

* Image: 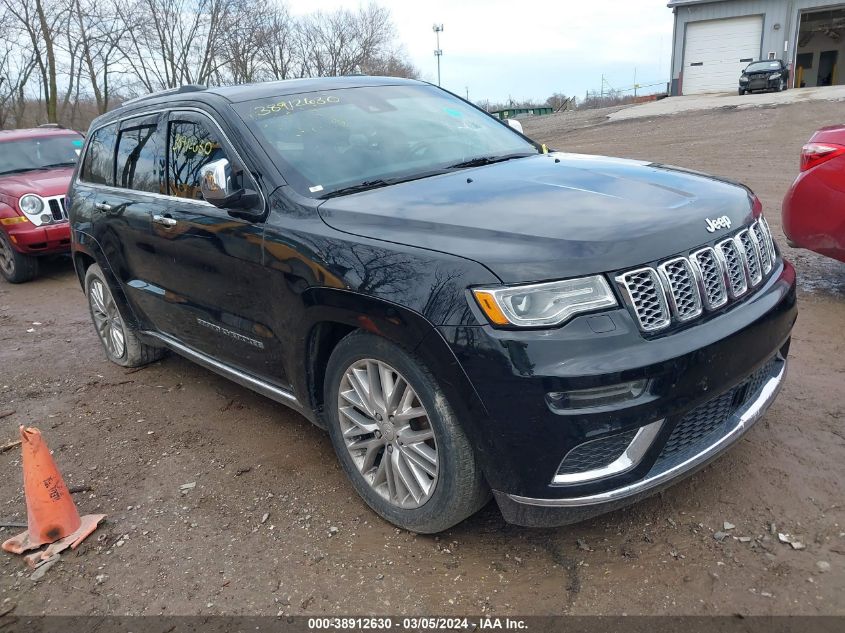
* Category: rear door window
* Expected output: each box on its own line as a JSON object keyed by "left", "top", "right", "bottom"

{"left": 80, "top": 124, "right": 117, "bottom": 186}
{"left": 167, "top": 115, "right": 229, "bottom": 200}
{"left": 115, "top": 117, "right": 162, "bottom": 193}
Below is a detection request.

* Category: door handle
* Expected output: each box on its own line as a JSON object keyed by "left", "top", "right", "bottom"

{"left": 152, "top": 214, "right": 178, "bottom": 228}
{"left": 94, "top": 202, "right": 113, "bottom": 212}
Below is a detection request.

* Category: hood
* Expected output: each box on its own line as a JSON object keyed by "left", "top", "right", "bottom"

{"left": 317, "top": 153, "right": 756, "bottom": 283}
{"left": 0, "top": 167, "right": 74, "bottom": 200}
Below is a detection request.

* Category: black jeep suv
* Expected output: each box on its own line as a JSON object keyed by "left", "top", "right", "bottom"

{"left": 68, "top": 77, "right": 796, "bottom": 532}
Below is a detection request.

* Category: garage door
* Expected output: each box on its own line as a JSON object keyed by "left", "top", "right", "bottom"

{"left": 682, "top": 16, "right": 763, "bottom": 94}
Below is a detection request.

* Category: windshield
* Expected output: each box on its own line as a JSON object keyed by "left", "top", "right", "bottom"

{"left": 234, "top": 84, "right": 538, "bottom": 197}
{"left": 745, "top": 61, "right": 781, "bottom": 73}
{"left": 0, "top": 134, "right": 84, "bottom": 176}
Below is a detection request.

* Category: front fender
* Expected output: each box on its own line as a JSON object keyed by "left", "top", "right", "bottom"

{"left": 295, "top": 288, "right": 494, "bottom": 474}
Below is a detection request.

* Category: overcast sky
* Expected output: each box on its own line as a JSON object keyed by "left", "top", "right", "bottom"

{"left": 287, "top": 0, "right": 675, "bottom": 104}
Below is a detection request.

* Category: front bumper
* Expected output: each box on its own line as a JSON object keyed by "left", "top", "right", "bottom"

{"left": 4, "top": 221, "right": 71, "bottom": 255}
{"left": 496, "top": 353, "right": 786, "bottom": 526}
{"left": 437, "top": 259, "right": 797, "bottom": 525}
{"left": 740, "top": 76, "right": 781, "bottom": 91}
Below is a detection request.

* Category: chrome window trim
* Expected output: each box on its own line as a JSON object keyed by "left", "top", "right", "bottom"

{"left": 615, "top": 267, "right": 672, "bottom": 332}
{"left": 79, "top": 182, "right": 214, "bottom": 208}
{"left": 508, "top": 355, "right": 787, "bottom": 508}
{"left": 689, "top": 247, "right": 728, "bottom": 310}
{"left": 77, "top": 106, "right": 266, "bottom": 214}
{"left": 657, "top": 257, "right": 703, "bottom": 322}
{"left": 552, "top": 420, "right": 664, "bottom": 485}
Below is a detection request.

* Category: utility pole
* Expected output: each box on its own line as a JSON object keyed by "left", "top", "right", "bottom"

{"left": 465, "top": 86, "right": 469, "bottom": 100}
{"left": 433, "top": 24, "right": 444, "bottom": 86}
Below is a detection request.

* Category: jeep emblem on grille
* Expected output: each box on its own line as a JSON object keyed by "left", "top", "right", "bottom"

{"left": 705, "top": 215, "right": 732, "bottom": 233}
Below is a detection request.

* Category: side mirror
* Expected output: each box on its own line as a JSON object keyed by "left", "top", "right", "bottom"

{"left": 505, "top": 118, "right": 524, "bottom": 134}
{"left": 200, "top": 158, "right": 259, "bottom": 211}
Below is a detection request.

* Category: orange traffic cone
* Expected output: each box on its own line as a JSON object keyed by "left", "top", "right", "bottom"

{"left": 2, "top": 426, "right": 105, "bottom": 564}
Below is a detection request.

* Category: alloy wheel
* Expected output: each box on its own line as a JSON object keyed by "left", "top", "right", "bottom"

{"left": 0, "top": 235, "right": 13, "bottom": 276}
{"left": 338, "top": 359, "right": 439, "bottom": 509}
{"left": 88, "top": 278, "right": 126, "bottom": 359}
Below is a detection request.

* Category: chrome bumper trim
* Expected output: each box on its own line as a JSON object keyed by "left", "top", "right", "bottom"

{"left": 552, "top": 419, "right": 664, "bottom": 485}
{"left": 508, "top": 356, "right": 787, "bottom": 508}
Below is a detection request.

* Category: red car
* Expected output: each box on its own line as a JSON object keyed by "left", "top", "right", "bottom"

{"left": 0, "top": 126, "right": 84, "bottom": 283}
{"left": 782, "top": 125, "right": 845, "bottom": 263}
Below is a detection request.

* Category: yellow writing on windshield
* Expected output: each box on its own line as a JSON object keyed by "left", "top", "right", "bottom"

{"left": 253, "top": 95, "right": 341, "bottom": 117}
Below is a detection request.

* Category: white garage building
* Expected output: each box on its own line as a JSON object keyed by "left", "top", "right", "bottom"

{"left": 669, "top": 0, "right": 845, "bottom": 95}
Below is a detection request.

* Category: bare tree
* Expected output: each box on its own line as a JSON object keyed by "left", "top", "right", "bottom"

{"left": 68, "top": 0, "right": 128, "bottom": 113}
{"left": 257, "top": 3, "right": 300, "bottom": 81}
{"left": 298, "top": 3, "right": 394, "bottom": 77}
{"left": 218, "top": 0, "right": 268, "bottom": 85}
{"left": 0, "top": 39, "right": 39, "bottom": 128}
{"left": 2, "top": 0, "right": 68, "bottom": 122}
{"left": 117, "top": 0, "right": 229, "bottom": 92}
{"left": 0, "top": 0, "right": 422, "bottom": 130}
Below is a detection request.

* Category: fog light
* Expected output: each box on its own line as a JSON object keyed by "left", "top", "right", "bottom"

{"left": 547, "top": 379, "right": 649, "bottom": 411}
{"left": 40, "top": 213, "right": 53, "bottom": 225}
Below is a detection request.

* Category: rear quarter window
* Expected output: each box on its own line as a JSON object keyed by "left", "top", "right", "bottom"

{"left": 80, "top": 124, "right": 117, "bottom": 186}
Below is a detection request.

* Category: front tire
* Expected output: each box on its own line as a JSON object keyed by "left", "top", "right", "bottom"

{"left": 738, "top": 88, "right": 746, "bottom": 96}
{"left": 0, "top": 231, "right": 39, "bottom": 283}
{"left": 84, "top": 263, "right": 164, "bottom": 367}
{"left": 324, "top": 331, "right": 490, "bottom": 533}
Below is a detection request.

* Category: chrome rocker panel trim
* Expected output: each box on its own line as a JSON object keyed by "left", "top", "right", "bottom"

{"left": 143, "top": 331, "right": 314, "bottom": 421}
{"left": 508, "top": 356, "right": 787, "bottom": 508}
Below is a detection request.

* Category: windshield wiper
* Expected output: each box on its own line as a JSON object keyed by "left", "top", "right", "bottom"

{"left": 320, "top": 168, "right": 454, "bottom": 199}
{"left": 0, "top": 162, "right": 75, "bottom": 176}
{"left": 446, "top": 152, "right": 536, "bottom": 170}
{"left": 321, "top": 179, "right": 393, "bottom": 199}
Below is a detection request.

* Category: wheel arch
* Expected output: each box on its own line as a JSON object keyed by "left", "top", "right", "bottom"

{"left": 73, "top": 233, "right": 144, "bottom": 331}
{"left": 299, "top": 288, "right": 490, "bottom": 447}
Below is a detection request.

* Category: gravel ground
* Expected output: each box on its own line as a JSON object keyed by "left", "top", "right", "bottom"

{"left": 0, "top": 99, "right": 843, "bottom": 617}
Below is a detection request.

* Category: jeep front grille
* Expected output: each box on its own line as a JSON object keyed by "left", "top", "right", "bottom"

{"left": 737, "top": 229, "right": 762, "bottom": 286}
{"left": 616, "top": 219, "right": 776, "bottom": 333}
{"left": 690, "top": 247, "right": 728, "bottom": 310}
{"left": 46, "top": 195, "right": 68, "bottom": 222}
{"left": 717, "top": 238, "right": 747, "bottom": 298}
{"left": 658, "top": 257, "right": 702, "bottom": 322}
{"left": 615, "top": 268, "right": 671, "bottom": 332}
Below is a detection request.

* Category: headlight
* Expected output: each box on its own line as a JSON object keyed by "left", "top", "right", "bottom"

{"left": 472, "top": 275, "right": 618, "bottom": 328}
{"left": 770, "top": 73, "right": 781, "bottom": 80}
{"left": 740, "top": 75, "right": 748, "bottom": 81}
{"left": 18, "top": 194, "right": 50, "bottom": 225}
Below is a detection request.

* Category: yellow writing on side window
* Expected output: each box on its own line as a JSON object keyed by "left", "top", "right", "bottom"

{"left": 173, "top": 133, "right": 215, "bottom": 156}
{"left": 253, "top": 95, "right": 341, "bottom": 117}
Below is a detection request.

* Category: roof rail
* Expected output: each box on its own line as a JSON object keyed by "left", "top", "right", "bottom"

{"left": 121, "top": 84, "right": 207, "bottom": 107}
{"left": 38, "top": 123, "right": 63, "bottom": 128}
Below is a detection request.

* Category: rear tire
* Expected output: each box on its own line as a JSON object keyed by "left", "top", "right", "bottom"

{"left": 84, "top": 263, "right": 164, "bottom": 367}
{"left": 0, "top": 231, "right": 39, "bottom": 283}
{"left": 324, "top": 331, "right": 490, "bottom": 533}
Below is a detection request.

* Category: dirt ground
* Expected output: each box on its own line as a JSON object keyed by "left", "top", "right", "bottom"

{"left": 1, "top": 100, "right": 843, "bottom": 617}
